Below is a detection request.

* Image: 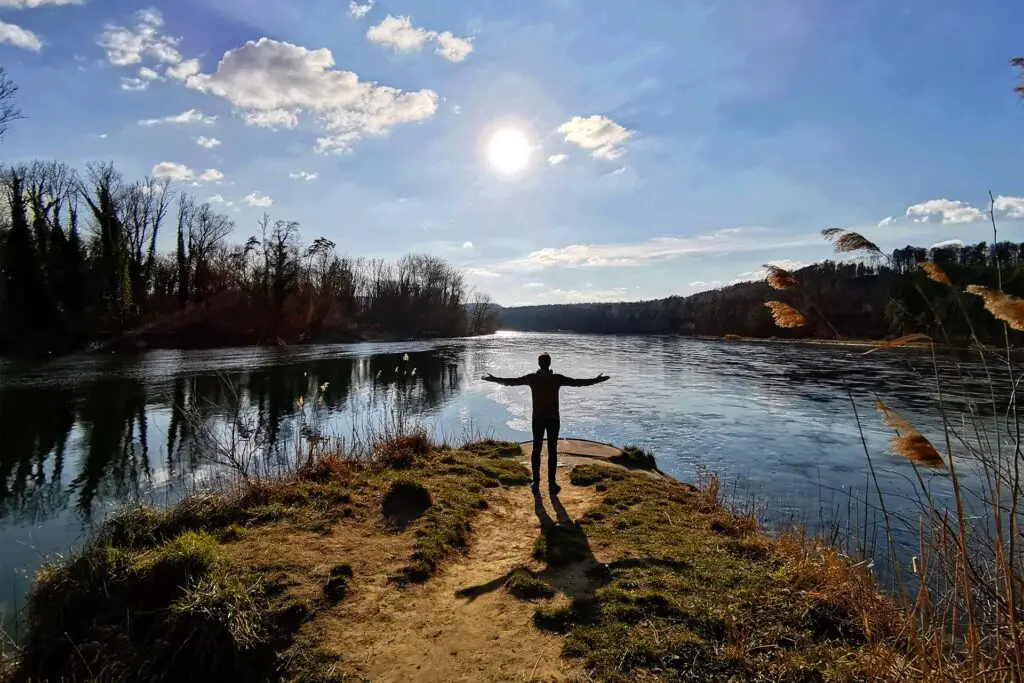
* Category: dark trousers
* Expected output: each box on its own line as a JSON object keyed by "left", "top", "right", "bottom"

{"left": 531, "top": 418, "right": 561, "bottom": 483}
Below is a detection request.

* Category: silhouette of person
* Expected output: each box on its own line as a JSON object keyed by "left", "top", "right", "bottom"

{"left": 483, "top": 353, "right": 610, "bottom": 492}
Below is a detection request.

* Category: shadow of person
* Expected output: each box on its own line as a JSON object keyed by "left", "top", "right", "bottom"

{"left": 455, "top": 486, "right": 607, "bottom": 605}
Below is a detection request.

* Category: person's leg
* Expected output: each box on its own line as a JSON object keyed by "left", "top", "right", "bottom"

{"left": 547, "top": 419, "right": 560, "bottom": 486}
{"left": 531, "top": 419, "right": 544, "bottom": 486}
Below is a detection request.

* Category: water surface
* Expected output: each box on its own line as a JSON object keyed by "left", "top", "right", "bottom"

{"left": 0, "top": 332, "right": 998, "bottom": 627}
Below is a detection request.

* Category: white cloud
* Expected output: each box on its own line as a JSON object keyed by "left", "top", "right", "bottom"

{"left": 199, "top": 168, "right": 224, "bottom": 182}
{"left": 349, "top": 0, "right": 373, "bottom": 18}
{"left": 0, "top": 19, "right": 41, "bottom": 51}
{"left": 0, "top": 0, "right": 81, "bottom": 7}
{"left": 466, "top": 267, "right": 499, "bottom": 278}
{"left": 548, "top": 154, "right": 568, "bottom": 166}
{"left": 120, "top": 77, "right": 148, "bottom": 91}
{"left": 367, "top": 14, "right": 473, "bottom": 62}
{"left": 166, "top": 58, "right": 200, "bottom": 81}
{"left": 877, "top": 216, "right": 896, "bottom": 228}
{"left": 906, "top": 199, "right": 984, "bottom": 225}
{"left": 289, "top": 171, "right": 318, "bottom": 181}
{"left": 433, "top": 31, "right": 473, "bottom": 62}
{"left": 196, "top": 136, "right": 221, "bottom": 148}
{"left": 138, "top": 108, "right": 216, "bottom": 126}
{"left": 689, "top": 280, "right": 723, "bottom": 291}
{"left": 537, "top": 287, "right": 628, "bottom": 303}
{"left": 99, "top": 9, "right": 182, "bottom": 67}
{"left": 491, "top": 228, "right": 815, "bottom": 273}
{"left": 178, "top": 38, "right": 438, "bottom": 153}
{"left": 523, "top": 282, "right": 544, "bottom": 289}
{"left": 138, "top": 66, "right": 160, "bottom": 80}
{"left": 557, "top": 115, "right": 633, "bottom": 160}
{"left": 994, "top": 195, "right": 1024, "bottom": 219}
{"left": 207, "top": 194, "right": 233, "bottom": 207}
{"left": 151, "top": 161, "right": 194, "bottom": 181}
{"left": 462, "top": 241, "right": 474, "bottom": 249}
{"left": 244, "top": 192, "right": 273, "bottom": 207}
{"left": 729, "top": 259, "right": 813, "bottom": 286}
{"left": 452, "top": 105, "right": 462, "bottom": 115}
{"left": 930, "top": 239, "right": 964, "bottom": 249}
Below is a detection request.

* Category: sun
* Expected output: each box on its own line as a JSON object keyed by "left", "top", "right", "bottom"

{"left": 487, "top": 128, "right": 531, "bottom": 175}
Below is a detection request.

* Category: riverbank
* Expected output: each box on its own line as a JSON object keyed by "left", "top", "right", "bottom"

{"left": 3, "top": 436, "right": 918, "bottom": 682}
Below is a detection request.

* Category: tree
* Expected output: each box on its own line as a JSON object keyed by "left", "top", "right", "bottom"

{"left": 1, "top": 167, "right": 46, "bottom": 334}
{"left": 188, "top": 202, "right": 233, "bottom": 301}
{"left": 175, "top": 194, "right": 194, "bottom": 306}
{"left": 0, "top": 67, "right": 23, "bottom": 142}
{"left": 1013, "top": 57, "right": 1024, "bottom": 98}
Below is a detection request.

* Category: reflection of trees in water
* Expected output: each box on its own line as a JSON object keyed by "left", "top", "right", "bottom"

{"left": 0, "top": 346, "right": 466, "bottom": 521}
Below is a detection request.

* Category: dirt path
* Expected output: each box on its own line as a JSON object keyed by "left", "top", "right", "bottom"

{"left": 316, "top": 444, "right": 629, "bottom": 683}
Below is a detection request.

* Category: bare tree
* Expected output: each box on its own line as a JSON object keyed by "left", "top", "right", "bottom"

{"left": 188, "top": 202, "right": 234, "bottom": 301}
{"left": 1014, "top": 57, "right": 1024, "bottom": 98}
{"left": 469, "top": 291, "right": 496, "bottom": 335}
{"left": 121, "top": 177, "right": 172, "bottom": 313}
{"left": 0, "top": 68, "right": 23, "bottom": 142}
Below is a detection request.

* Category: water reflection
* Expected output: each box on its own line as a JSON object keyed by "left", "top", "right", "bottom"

{"left": 0, "top": 345, "right": 467, "bottom": 524}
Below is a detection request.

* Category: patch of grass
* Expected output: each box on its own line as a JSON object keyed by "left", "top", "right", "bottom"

{"left": 323, "top": 564, "right": 353, "bottom": 602}
{"left": 382, "top": 475, "right": 433, "bottom": 528}
{"left": 532, "top": 522, "right": 591, "bottom": 567}
{"left": 373, "top": 430, "right": 432, "bottom": 469}
{"left": 462, "top": 440, "right": 523, "bottom": 458}
{"left": 543, "top": 465, "right": 904, "bottom": 682}
{"left": 505, "top": 565, "right": 556, "bottom": 601}
{"left": 611, "top": 445, "right": 658, "bottom": 471}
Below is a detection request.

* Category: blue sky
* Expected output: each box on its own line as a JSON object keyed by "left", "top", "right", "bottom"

{"left": 2, "top": 0, "right": 1023, "bottom": 306}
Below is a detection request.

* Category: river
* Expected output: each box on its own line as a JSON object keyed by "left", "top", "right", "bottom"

{"left": 0, "top": 332, "right": 1004, "bottom": 629}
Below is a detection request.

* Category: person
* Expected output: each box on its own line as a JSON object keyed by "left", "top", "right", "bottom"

{"left": 483, "top": 353, "right": 610, "bottom": 492}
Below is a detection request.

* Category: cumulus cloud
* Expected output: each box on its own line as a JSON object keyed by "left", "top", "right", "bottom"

{"left": 906, "top": 199, "right": 984, "bottom": 225}
{"left": 244, "top": 192, "right": 273, "bottom": 207}
{"left": 199, "top": 168, "right": 224, "bottom": 182}
{"left": 877, "top": 216, "right": 897, "bottom": 228}
{"left": 522, "top": 282, "right": 544, "bottom": 289}
{"left": 289, "top": 171, "right": 318, "bottom": 181}
{"left": 120, "top": 77, "right": 148, "bottom": 91}
{"left": 151, "top": 161, "right": 194, "bottom": 181}
{"left": 931, "top": 239, "right": 964, "bottom": 249}
{"left": 689, "top": 280, "right": 723, "bottom": 291}
{"left": 166, "top": 58, "right": 200, "bottom": 81}
{"left": 548, "top": 154, "right": 568, "bottom": 166}
{"left": 196, "top": 136, "right": 221, "bottom": 148}
{"left": 994, "top": 195, "right": 1024, "bottom": 219}
{"left": 557, "top": 115, "right": 633, "bottom": 160}
{"left": 139, "top": 108, "right": 216, "bottom": 126}
{"left": 100, "top": 9, "right": 182, "bottom": 67}
{"left": 367, "top": 15, "right": 473, "bottom": 62}
{"left": 207, "top": 194, "right": 232, "bottom": 206}
{"left": 0, "top": 19, "right": 41, "bottom": 50}
{"left": 462, "top": 241, "right": 473, "bottom": 249}
{"left": 175, "top": 38, "right": 438, "bottom": 153}
{"left": 349, "top": 0, "right": 373, "bottom": 18}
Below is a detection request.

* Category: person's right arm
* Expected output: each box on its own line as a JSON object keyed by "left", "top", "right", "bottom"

{"left": 482, "top": 373, "right": 532, "bottom": 386}
{"left": 558, "top": 373, "right": 611, "bottom": 387}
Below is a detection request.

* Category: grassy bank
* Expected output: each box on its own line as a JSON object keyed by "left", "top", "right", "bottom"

{"left": 0, "top": 438, "right": 941, "bottom": 682}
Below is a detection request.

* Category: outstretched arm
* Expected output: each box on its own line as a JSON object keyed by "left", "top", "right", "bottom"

{"left": 559, "top": 373, "right": 611, "bottom": 387}
{"left": 482, "top": 373, "right": 532, "bottom": 386}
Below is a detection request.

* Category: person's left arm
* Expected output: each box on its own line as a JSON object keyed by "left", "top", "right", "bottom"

{"left": 557, "top": 373, "right": 611, "bottom": 387}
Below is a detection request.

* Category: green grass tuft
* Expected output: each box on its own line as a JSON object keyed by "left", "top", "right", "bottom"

{"left": 611, "top": 445, "right": 658, "bottom": 470}
{"left": 505, "top": 565, "right": 556, "bottom": 601}
{"left": 323, "top": 564, "right": 354, "bottom": 602}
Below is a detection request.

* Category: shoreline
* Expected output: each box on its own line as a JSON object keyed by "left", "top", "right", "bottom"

{"left": 4, "top": 437, "right": 919, "bottom": 682}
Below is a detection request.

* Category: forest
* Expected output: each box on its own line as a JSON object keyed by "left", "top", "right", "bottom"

{"left": 498, "top": 241, "right": 1024, "bottom": 346}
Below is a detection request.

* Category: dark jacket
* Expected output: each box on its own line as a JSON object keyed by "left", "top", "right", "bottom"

{"left": 493, "top": 369, "right": 603, "bottom": 419}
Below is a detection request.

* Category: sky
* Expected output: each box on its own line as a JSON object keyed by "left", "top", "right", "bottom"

{"left": 1, "top": 0, "right": 1023, "bottom": 306}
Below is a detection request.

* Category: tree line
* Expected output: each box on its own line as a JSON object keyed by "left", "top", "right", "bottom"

{"left": 0, "top": 160, "right": 498, "bottom": 354}
{"left": 499, "top": 242, "right": 1024, "bottom": 346}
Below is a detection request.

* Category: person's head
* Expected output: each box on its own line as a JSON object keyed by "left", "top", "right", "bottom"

{"left": 538, "top": 353, "right": 552, "bottom": 370}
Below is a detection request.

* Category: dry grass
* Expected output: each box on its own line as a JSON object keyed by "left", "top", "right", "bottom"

{"left": 821, "top": 228, "right": 881, "bottom": 254}
{"left": 764, "top": 300, "right": 807, "bottom": 328}
{"left": 877, "top": 401, "right": 946, "bottom": 468}
{"left": 919, "top": 261, "right": 952, "bottom": 286}
{"left": 764, "top": 264, "right": 798, "bottom": 290}
{"left": 965, "top": 284, "right": 1024, "bottom": 331}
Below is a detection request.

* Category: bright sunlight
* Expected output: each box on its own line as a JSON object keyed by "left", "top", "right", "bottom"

{"left": 486, "top": 127, "right": 531, "bottom": 175}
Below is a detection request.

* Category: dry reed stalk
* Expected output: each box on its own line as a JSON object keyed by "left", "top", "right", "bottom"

{"left": 965, "top": 285, "right": 1024, "bottom": 332}
{"left": 764, "top": 301, "right": 807, "bottom": 328}
{"left": 863, "top": 334, "right": 932, "bottom": 355}
{"left": 876, "top": 401, "right": 946, "bottom": 468}
{"left": 821, "top": 228, "right": 881, "bottom": 254}
{"left": 763, "top": 264, "right": 798, "bottom": 290}
{"left": 919, "top": 262, "right": 952, "bottom": 286}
